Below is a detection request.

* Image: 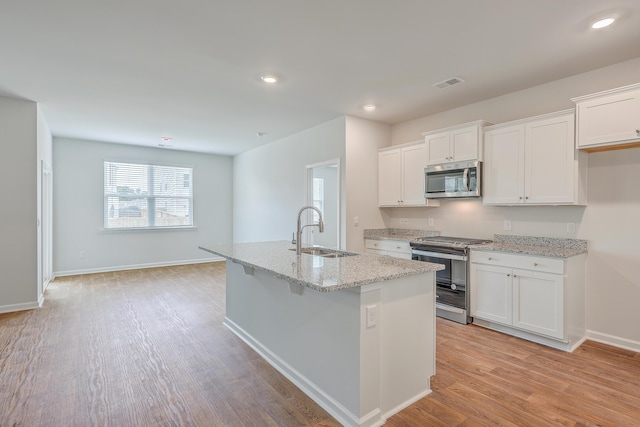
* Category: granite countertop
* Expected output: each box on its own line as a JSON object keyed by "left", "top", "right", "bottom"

{"left": 363, "top": 228, "right": 440, "bottom": 243}
{"left": 470, "top": 234, "right": 588, "bottom": 258}
{"left": 199, "top": 241, "right": 443, "bottom": 292}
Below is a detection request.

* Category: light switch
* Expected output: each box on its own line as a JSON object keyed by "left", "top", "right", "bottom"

{"left": 354, "top": 216, "right": 359, "bottom": 226}
{"left": 504, "top": 220, "right": 512, "bottom": 231}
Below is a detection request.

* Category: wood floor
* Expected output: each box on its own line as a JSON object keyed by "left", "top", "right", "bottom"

{"left": 1, "top": 262, "right": 639, "bottom": 426}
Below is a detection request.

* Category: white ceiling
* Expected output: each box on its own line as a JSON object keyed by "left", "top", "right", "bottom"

{"left": 2, "top": 0, "right": 640, "bottom": 155}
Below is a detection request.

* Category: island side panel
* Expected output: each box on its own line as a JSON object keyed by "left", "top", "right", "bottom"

{"left": 380, "top": 271, "right": 436, "bottom": 419}
{"left": 224, "top": 261, "right": 365, "bottom": 425}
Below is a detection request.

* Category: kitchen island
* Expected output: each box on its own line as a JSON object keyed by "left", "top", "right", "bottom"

{"left": 199, "top": 241, "right": 443, "bottom": 427}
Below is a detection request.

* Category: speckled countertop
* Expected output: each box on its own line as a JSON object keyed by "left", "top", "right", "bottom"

{"left": 199, "top": 241, "right": 443, "bottom": 292}
{"left": 470, "top": 234, "right": 588, "bottom": 258}
{"left": 363, "top": 228, "right": 440, "bottom": 242}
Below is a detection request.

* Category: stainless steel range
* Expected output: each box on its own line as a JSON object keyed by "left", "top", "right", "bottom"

{"left": 410, "top": 236, "right": 492, "bottom": 324}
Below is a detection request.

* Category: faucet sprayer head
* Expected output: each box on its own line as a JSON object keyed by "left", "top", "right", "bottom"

{"left": 318, "top": 219, "right": 325, "bottom": 233}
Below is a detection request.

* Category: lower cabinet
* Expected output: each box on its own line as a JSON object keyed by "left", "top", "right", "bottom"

{"left": 364, "top": 239, "right": 411, "bottom": 260}
{"left": 470, "top": 250, "right": 586, "bottom": 351}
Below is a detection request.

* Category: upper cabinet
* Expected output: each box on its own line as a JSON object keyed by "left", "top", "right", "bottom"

{"left": 483, "top": 110, "right": 587, "bottom": 206}
{"left": 572, "top": 83, "right": 640, "bottom": 152}
{"left": 422, "top": 121, "right": 491, "bottom": 165}
{"left": 378, "top": 141, "right": 440, "bottom": 207}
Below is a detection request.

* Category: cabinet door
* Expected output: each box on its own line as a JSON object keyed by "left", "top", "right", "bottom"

{"left": 451, "top": 126, "right": 479, "bottom": 162}
{"left": 425, "top": 131, "right": 451, "bottom": 165}
{"left": 401, "top": 144, "right": 427, "bottom": 205}
{"left": 512, "top": 269, "right": 564, "bottom": 339}
{"left": 576, "top": 88, "right": 640, "bottom": 148}
{"left": 483, "top": 125, "right": 525, "bottom": 205}
{"left": 378, "top": 149, "right": 402, "bottom": 206}
{"left": 525, "top": 113, "right": 575, "bottom": 204}
{"left": 470, "top": 263, "right": 513, "bottom": 325}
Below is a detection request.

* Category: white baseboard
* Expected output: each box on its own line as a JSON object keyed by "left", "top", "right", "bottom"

{"left": 0, "top": 301, "right": 40, "bottom": 314}
{"left": 586, "top": 330, "right": 640, "bottom": 353}
{"left": 223, "top": 317, "right": 382, "bottom": 427}
{"left": 53, "top": 257, "right": 224, "bottom": 277}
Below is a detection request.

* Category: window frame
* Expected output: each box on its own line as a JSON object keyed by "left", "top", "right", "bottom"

{"left": 103, "top": 159, "right": 195, "bottom": 231}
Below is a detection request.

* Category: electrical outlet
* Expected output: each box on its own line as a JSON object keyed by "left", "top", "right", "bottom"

{"left": 366, "top": 305, "right": 378, "bottom": 328}
{"left": 354, "top": 216, "right": 359, "bottom": 226}
{"left": 428, "top": 218, "right": 434, "bottom": 227}
{"left": 566, "top": 223, "right": 576, "bottom": 233}
{"left": 503, "top": 220, "right": 512, "bottom": 231}
{"left": 79, "top": 250, "right": 85, "bottom": 259}
{"left": 401, "top": 218, "right": 409, "bottom": 226}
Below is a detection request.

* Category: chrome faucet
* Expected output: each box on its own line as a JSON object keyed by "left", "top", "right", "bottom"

{"left": 296, "top": 205, "right": 325, "bottom": 255}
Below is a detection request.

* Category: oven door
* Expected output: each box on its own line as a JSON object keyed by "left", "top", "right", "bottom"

{"left": 411, "top": 249, "right": 468, "bottom": 311}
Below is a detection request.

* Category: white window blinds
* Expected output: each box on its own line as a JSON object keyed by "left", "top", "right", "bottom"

{"left": 104, "top": 161, "right": 193, "bottom": 229}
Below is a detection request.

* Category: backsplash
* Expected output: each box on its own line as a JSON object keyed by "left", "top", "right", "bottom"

{"left": 494, "top": 234, "right": 588, "bottom": 251}
{"left": 364, "top": 228, "right": 440, "bottom": 239}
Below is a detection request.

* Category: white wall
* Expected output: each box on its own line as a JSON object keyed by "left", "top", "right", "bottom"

{"left": 53, "top": 138, "right": 233, "bottom": 275}
{"left": 0, "top": 96, "right": 39, "bottom": 312}
{"left": 387, "top": 57, "right": 640, "bottom": 348}
{"left": 345, "top": 116, "right": 389, "bottom": 253}
{"left": 233, "top": 117, "right": 347, "bottom": 245}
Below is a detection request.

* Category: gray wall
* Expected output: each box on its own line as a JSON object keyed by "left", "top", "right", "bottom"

{"left": 0, "top": 97, "right": 39, "bottom": 311}
{"left": 388, "top": 56, "right": 640, "bottom": 349}
{"left": 232, "top": 115, "right": 390, "bottom": 253}
{"left": 233, "top": 117, "right": 348, "bottom": 246}
{"left": 53, "top": 138, "right": 233, "bottom": 275}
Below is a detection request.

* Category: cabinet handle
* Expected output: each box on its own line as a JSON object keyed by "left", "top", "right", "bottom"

{"left": 488, "top": 257, "right": 493, "bottom": 260}
{"left": 534, "top": 262, "right": 539, "bottom": 267}
{"left": 507, "top": 274, "right": 511, "bottom": 277}
{"left": 513, "top": 274, "right": 517, "bottom": 278}
{"left": 519, "top": 196, "right": 523, "bottom": 200}
{"left": 525, "top": 196, "right": 529, "bottom": 200}
{"left": 637, "top": 129, "right": 640, "bottom": 135}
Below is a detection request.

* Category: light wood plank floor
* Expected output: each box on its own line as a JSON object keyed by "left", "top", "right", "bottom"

{"left": 1, "top": 262, "right": 639, "bottom": 426}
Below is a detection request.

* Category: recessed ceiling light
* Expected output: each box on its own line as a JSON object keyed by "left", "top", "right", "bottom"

{"left": 161, "top": 136, "right": 172, "bottom": 143}
{"left": 256, "top": 132, "right": 267, "bottom": 137}
{"left": 261, "top": 75, "right": 278, "bottom": 84}
{"left": 592, "top": 18, "right": 615, "bottom": 29}
{"left": 363, "top": 104, "right": 376, "bottom": 112}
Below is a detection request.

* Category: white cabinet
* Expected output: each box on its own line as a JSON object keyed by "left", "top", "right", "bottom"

{"left": 572, "top": 83, "right": 640, "bottom": 151}
{"left": 483, "top": 110, "right": 587, "bottom": 206}
{"left": 422, "top": 121, "right": 490, "bottom": 165}
{"left": 365, "top": 239, "right": 411, "bottom": 259}
{"left": 378, "top": 141, "right": 440, "bottom": 207}
{"left": 472, "top": 264, "right": 513, "bottom": 325}
{"left": 470, "top": 250, "right": 586, "bottom": 351}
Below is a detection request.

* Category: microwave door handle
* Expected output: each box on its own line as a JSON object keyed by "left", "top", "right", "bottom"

{"left": 463, "top": 168, "right": 469, "bottom": 191}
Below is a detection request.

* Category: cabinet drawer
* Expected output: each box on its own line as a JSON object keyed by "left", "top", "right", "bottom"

{"left": 365, "top": 239, "right": 411, "bottom": 254}
{"left": 471, "top": 250, "right": 564, "bottom": 274}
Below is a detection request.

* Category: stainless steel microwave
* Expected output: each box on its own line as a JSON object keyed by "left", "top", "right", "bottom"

{"left": 424, "top": 160, "right": 482, "bottom": 199}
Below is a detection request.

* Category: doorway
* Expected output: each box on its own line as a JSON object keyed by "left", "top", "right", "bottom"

{"left": 306, "top": 159, "right": 340, "bottom": 249}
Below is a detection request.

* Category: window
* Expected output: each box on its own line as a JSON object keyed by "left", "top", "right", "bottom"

{"left": 104, "top": 161, "right": 193, "bottom": 229}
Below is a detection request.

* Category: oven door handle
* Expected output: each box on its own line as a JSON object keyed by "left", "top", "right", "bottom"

{"left": 411, "top": 249, "right": 467, "bottom": 261}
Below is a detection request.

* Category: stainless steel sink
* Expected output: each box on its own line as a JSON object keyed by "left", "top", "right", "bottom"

{"left": 289, "top": 247, "right": 357, "bottom": 258}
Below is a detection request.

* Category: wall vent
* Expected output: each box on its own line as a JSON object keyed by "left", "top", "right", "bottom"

{"left": 432, "top": 76, "right": 465, "bottom": 89}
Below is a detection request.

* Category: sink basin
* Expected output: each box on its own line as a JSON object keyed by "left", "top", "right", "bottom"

{"left": 289, "top": 247, "right": 357, "bottom": 258}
